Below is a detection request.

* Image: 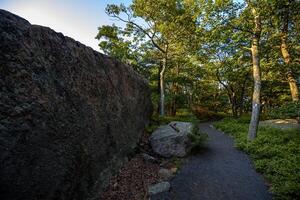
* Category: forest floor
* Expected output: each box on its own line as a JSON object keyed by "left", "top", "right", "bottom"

{"left": 101, "top": 115, "right": 290, "bottom": 200}
{"left": 151, "top": 122, "right": 273, "bottom": 200}
{"left": 100, "top": 130, "right": 180, "bottom": 200}
{"left": 100, "top": 131, "right": 160, "bottom": 200}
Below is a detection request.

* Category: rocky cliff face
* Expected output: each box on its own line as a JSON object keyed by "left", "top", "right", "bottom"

{"left": 0, "top": 9, "right": 152, "bottom": 200}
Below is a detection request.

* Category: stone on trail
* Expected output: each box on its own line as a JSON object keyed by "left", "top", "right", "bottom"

{"left": 148, "top": 182, "right": 171, "bottom": 196}
{"left": 142, "top": 153, "right": 157, "bottom": 163}
{"left": 150, "top": 121, "right": 193, "bottom": 157}
{"left": 158, "top": 168, "right": 173, "bottom": 181}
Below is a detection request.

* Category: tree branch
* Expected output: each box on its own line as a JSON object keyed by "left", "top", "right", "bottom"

{"left": 108, "top": 11, "right": 166, "bottom": 53}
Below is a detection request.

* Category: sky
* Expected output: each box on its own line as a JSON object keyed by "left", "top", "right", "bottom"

{"left": 0, "top": 0, "right": 132, "bottom": 51}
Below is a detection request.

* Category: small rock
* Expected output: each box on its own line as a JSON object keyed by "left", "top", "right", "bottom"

{"left": 113, "top": 182, "right": 118, "bottom": 188}
{"left": 148, "top": 182, "right": 171, "bottom": 195}
{"left": 170, "top": 167, "right": 178, "bottom": 174}
{"left": 14, "top": 106, "right": 23, "bottom": 114}
{"left": 158, "top": 168, "right": 173, "bottom": 181}
{"left": 142, "top": 153, "right": 157, "bottom": 163}
{"left": 159, "top": 160, "right": 169, "bottom": 167}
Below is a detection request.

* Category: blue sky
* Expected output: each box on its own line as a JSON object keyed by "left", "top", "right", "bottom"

{"left": 0, "top": 0, "right": 132, "bottom": 51}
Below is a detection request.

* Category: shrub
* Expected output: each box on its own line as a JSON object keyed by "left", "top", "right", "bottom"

{"left": 267, "top": 102, "right": 300, "bottom": 120}
{"left": 188, "top": 120, "right": 208, "bottom": 153}
{"left": 192, "top": 105, "right": 224, "bottom": 120}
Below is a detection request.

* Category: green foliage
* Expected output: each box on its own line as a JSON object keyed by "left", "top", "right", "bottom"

{"left": 169, "top": 156, "right": 184, "bottom": 170}
{"left": 155, "top": 108, "right": 199, "bottom": 124}
{"left": 267, "top": 102, "right": 300, "bottom": 119}
{"left": 98, "top": 0, "right": 300, "bottom": 122}
{"left": 144, "top": 124, "right": 159, "bottom": 134}
{"left": 145, "top": 109, "right": 198, "bottom": 134}
{"left": 214, "top": 118, "right": 300, "bottom": 199}
{"left": 95, "top": 24, "right": 131, "bottom": 59}
{"left": 188, "top": 121, "right": 208, "bottom": 153}
{"left": 192, "top": 106, "right": 227, "bottom": 121}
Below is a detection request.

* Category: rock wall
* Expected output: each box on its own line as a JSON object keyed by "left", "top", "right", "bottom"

{"left": 0, "top": 10, "right": 152, "bottom": 200}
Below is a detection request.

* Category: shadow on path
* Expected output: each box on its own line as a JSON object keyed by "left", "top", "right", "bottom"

{"left": 152, "top": 122, "right": 273, "bottom": 200}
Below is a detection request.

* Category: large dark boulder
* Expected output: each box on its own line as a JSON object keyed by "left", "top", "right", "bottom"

{"left": 0, "top": 10, "right": 152, "bottom": 200}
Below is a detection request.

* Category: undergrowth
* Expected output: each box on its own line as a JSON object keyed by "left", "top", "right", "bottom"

{"left": 145, "top": 108, "right": 199, "bottom": 133}
{"left": 214, "top": 118, "right": 300, "bottom": 200}
{"left": 189, "top": 120, "right": 208, "bottom": 152}
{"left": 266, "top": 102, "right": 300, "bottom": 120}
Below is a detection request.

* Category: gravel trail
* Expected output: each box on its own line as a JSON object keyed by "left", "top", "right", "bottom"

{"left": 152, "top": 122, "right": 273, "bottom": 200}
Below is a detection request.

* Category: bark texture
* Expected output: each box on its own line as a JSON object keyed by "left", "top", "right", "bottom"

{"left": 160, "top": 55, "right": 167, "bottom": 116}
{"left": 280, "top": 4, "right": 299, "bottom": 102}
{"left": 248, "top": 7, "right": 262, "bottom": 141}
{"left": 0, "top": 10, "right": 152, "bottom": 200}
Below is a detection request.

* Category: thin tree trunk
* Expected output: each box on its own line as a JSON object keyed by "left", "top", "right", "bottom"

{"left": 170, "top": 64, "right": 179, "bottom": 116}
{"left": 238, "top": 74, "right": 248, "bottom": 117}
{"left": 159, "top": 55, "right": 166, "bottom": 116}
{"left": 248, "top": 7, "right": 262, "bottom": 141}
{"left": 286, "top": 71, "right": 299, "bottom": 102}
{"left": 169, "top": 82, "right": 176, "bottom": 116}
{"left": 157, "top": 65, "right": 162, "bottom": 115}
{"left": 232, "top": 92, "right": 238, "bottom": 117}
{"left": 171, "top": 98, "right": 176, "bottom": 116}
{"left": 280, "top": 4, "right": 299, "bottom": 102}
{"left": 216, "top": 69, "right": 237, "bottom": 117}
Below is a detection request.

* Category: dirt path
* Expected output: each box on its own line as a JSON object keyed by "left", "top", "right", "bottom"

{"left": 152, "top": 122, "right": 273, "bottom": 200}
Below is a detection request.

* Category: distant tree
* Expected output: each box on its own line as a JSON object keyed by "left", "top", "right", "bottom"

{"left": 277, "top": 0, "right": 299, "bottom": 102}
{"left": 98, "top": 1, "right": 200, "bottom": 116}
{"left": 103, "top": 2, "right": 170, "bottom": 116}
{"left": 96, "top": 24, "right": 131, "bottom": 62}
{"left": 96, "top": 0, "right": 299, "bottom": 125}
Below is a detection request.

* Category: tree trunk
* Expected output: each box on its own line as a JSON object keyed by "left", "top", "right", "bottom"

{"left": 215, "top": 69, "right": 237, "bottom": 117}
{"left": 157, "top": 65, "right": 162, "bottom": 115}
{"left": 248, "top": 7, "right": 262, "bottom": 141}
{"left": 171, "top": 64, "right": 180, "bottom": 116}
{"left": 159, "top": 55, "right": 166, "bottom": 116}
{"left": 169, "top": 82, "right": 177, "bottom": 116}
{"left": 171, "top": 98, "right": 176, "bottom": 116}
{"left": 280, "top": 4, "right": 299, "bottom": 102}
{"left": 232, "top": 92, "right": 238, "bottom": 118}
{"left": 286, "top": 71, "right": 299, "bottom": 102}
{"left": 238, "top": 74, "right": 248, "bottom": 117}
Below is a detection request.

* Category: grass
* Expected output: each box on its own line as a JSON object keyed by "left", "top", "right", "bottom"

{"left": 214, "top": 117, "right": 300, "bottom": 200}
